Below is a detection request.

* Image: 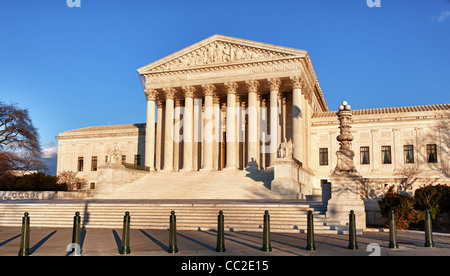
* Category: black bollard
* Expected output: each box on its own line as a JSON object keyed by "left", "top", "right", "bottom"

{"left": 119, "top": 211, "right": 131, "bottom": 255}
{"left": 388, "top": 210, "right": 399, "bottom": 249}
{"left": 71, "top": 211, "right": 82, "bottom": 256}
{"left": 348, "top": 210, "right": 358, "bottom": 250}
{"left": 72, "top": 212, "right": 81, "bottom": 245}
{"left": 18, "top": 212, "right": 30, "bottom": 256}
{"left": 216, "top": 210, "right": 226, "bottom": 252}
{"left": 306, "top": 210, "right": 316, "bottom": 251}
{"left": 168, "top": 211, "right": 179, "bottom": 253}
{"left": 261, "top": 210, "right": 272, "bottom": 252}
{"left": 424, "top": 209, "right": 435, "bottom": 248}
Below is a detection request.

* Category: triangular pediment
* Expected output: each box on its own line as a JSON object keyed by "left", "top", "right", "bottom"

{"left": 138, "top": 35, "right": 307, "bottom": 74}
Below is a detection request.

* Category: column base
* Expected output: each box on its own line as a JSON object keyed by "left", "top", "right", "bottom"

{"left": 160, "top": 167, "right": 174, "bottom": 173}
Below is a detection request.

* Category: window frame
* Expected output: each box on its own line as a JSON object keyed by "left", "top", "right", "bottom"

{"left": 426, "top": 144, "right": 438, "bottom": 163}
{"left": 381, "top": 145, "right": 392, "bottom": 164}
{"left": 404, "top": 145, "right": 415, "bottom": 164}
{"left": 91, "top": 156, "right": 98, "bottom": 171}
{"left": 360, "top": 146, "right": 370, "bottom": 165}
{"left": 77, "top": 157, "right": 84, "bottom": 172}
{"left": 319, "top": 148, "right": 328, "bottom": 166}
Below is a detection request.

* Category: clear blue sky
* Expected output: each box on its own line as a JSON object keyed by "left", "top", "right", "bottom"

{"left": 1, "top": 0, "right": 449, "bottom": 159}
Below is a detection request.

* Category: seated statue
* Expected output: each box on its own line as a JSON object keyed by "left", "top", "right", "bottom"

{"left": 277, "top": 139, "right": 294, "bottom": 159}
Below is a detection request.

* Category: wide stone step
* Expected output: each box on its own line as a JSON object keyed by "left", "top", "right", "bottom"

{"left": 0, "top": 201, "right": 339, "bottom": 233}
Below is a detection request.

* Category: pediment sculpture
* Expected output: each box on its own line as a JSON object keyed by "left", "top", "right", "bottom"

{"left": 151, "top": 41, "right": 291, "bottom": 71}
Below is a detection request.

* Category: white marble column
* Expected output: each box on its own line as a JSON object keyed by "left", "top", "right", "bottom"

{"left": 193, "top": 97, "right": 202, "bottom": 171}
{"left": 201, "top": 84, "right": 215, "bottom": 170}
{"left": 173, "top": 99, "right": 182, "bottom": 171}
{"left": 246, "top": 80, "right": 259, "bottom": 170}
{"left": 162, "top": 87, "right": 175, "bottom": 172}
{"left": 224, "top": 82, "right": 238, "bottom": 170}
{"left": 155, "top": 100, "right": 163, "bottom": 170}
{"left": 144, "top": 89, "right": 156, "bottom": 171}
{"left": 291, "top": 76, "right": 303, "bottom": 163}
{"left": 213, "top": 96, "right": 221, "bottom": 170}
{"left": 268, "top": 78, "right": 281, "bottom": 166}
{"left": 181, "top": 86, "right": 195, "bottom": 171}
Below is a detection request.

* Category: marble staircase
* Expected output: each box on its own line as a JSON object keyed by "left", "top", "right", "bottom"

{"left": 96, "top": 169, "right": 285, "bottom": 200}
{"left": 0, "top": 200, "right": 347, "bottom": 234}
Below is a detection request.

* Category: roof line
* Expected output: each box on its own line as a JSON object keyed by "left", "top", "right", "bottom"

{"left": 312, "top": 103, "right": 450, "bottom": 118}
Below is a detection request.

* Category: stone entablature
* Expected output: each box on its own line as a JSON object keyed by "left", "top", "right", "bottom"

{"left": 56, "top": 124, "right": 145, "bottom": 139}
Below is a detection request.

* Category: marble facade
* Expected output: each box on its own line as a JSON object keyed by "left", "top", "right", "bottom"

{"left": 56, "top": 35, "right": 450, "bottom": 225}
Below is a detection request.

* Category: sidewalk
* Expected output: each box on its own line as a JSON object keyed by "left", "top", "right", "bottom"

{"left": 1, "top": 226, "right": 449, "bottom": 256}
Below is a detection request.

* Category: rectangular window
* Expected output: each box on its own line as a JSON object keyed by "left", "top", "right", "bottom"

{"left": 134, "top": 155, "right": 141, "bottom": 166}
{"left": 427, "top": 144, "right": 438, "bottom": 163}
{"left": 77, "top": 157, "right": 84, "bottom": 172}
{"left": 121, "top": 155, "right": 126, "bottom": 164}
{"left": 404, "top": 145, "right": 414, "bottom": 163}
{"left": 360, "top": 147, "right": 370, "bottom": 165}
{"left": 319, "top": 148, "right": 328, "bottom": 166}
{"left": 381, "top": 146, "right": 392, "bottom": 164}
{"left": 91, "top": 156, "right": 98, "bottom": 171}
{"left": 105, "top": 156, "right": 108, "bottom": 163}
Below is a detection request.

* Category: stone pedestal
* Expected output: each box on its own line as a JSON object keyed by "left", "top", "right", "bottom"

{"left": 271, "top": 159, "right": 300, "bottom": 199}
{"left": 95, "top": 163, "right": 147, "bottom": 197}
{"left": 326, "top": 172, "right": 366, "bottom": 231}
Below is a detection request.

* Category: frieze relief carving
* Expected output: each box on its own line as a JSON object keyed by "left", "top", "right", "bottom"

{"left": 150, "top": 41, "right": 291, "bottom": 72}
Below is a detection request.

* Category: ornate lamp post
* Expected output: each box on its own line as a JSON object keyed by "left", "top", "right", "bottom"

{"left": 326, "top": 101, "right": 366, "bottom": 232}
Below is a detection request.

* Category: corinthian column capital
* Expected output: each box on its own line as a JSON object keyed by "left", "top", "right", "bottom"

{"left": 267, "top": 78, "right": 281, "bottom": 91}
{"left": 245, "top": 79, "right": 259, "bottom": 93}
{"left": 163, "top": 87, "right": 176, "bottom": 100}
{"left": 224, "top": 82, "right": 238, "bottom": 94}
{"left": 201, "top": 84, "right": 216, "bottom": 97}
{"left": 144, "top": 89, "right": 157, "bottom": 101}
{"left": 290, "top": 76, "right": 304, "bottom": 90}
{"left": 182, "top": 86, "right": 196, "bottom": 99}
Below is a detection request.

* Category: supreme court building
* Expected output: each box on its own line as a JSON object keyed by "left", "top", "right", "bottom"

{"left": 56, "top": 35, "right": 450, "bottom": 211}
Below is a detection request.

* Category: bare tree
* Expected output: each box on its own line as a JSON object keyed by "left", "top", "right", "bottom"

{"left": 56, "top": 171, "right": 88, "bottom": 191}
{"left": 0, "top": 101, "right": 47, "bottom": 179}
{"left": 394, "top": 162, "right": 423, "bottom": 194}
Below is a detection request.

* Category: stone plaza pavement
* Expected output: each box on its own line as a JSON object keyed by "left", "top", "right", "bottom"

{"left": 1, "top": 226, "right": 450, "bottom": 257}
